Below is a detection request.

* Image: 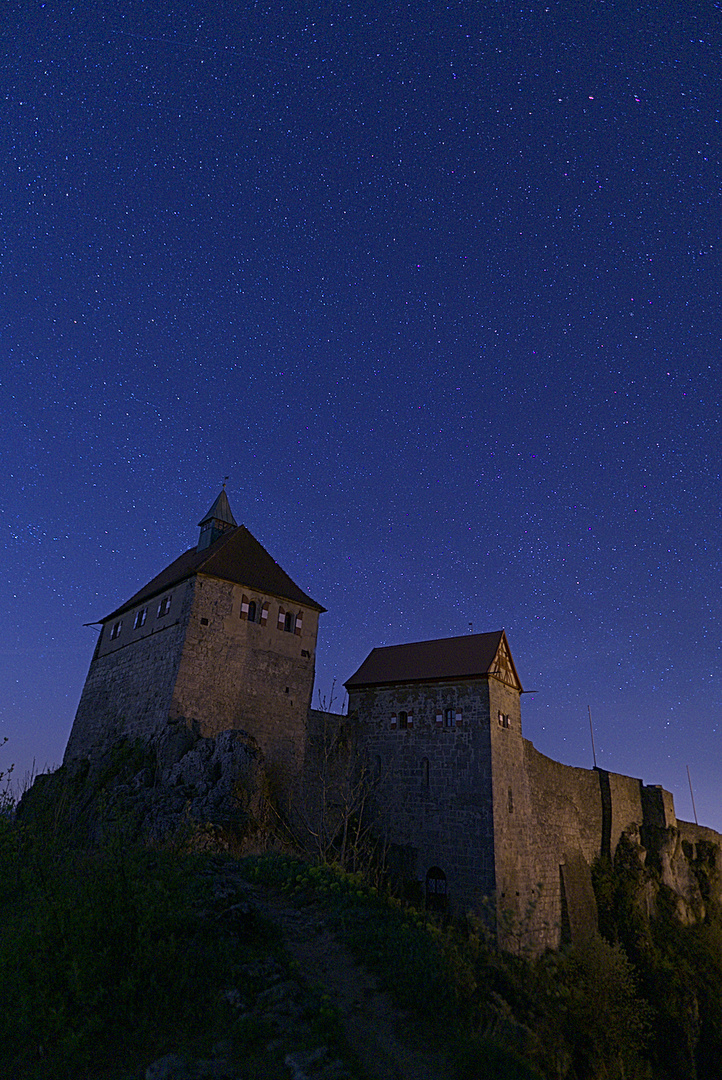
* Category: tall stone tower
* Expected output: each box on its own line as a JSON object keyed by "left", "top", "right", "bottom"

{"left": 344, "top": 631, "right": 534, "bottom": 930}
{"left": 65, "top": 490, "right": 325, "bottom": 783}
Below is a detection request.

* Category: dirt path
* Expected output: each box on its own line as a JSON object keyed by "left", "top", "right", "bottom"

{"left": 237, "top": 878, "right": 461, "bottom": 1080}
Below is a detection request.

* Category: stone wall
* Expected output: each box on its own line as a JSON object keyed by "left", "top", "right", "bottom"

{"left": 522, "top": 746, "right": 664, "bottom": 948}
{"left": 170, "top": 575, "right": 319, "bottom": 786}
{"left": 605, "top": 770, "right": 647, "bottom": 855}
{"left": 520, "top": 744, "right": 722, "bottom": 949}
{"left": 64, "top": 580, "right": 195, "bottom": 762}
{"left": 486, "top": 678, "right": 536, "bottom": 946}
{"left": 497, "top": 741, "right": 602, "bottom": 949}
{"left": 347, "top": 678, "right": 497, "bottom": 910}
{"left": 65, "top": 571, "right": 320, "bottom": 786}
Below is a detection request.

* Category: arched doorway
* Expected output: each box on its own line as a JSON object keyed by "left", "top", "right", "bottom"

{"left": 425, "top": 866, "right": 448, "bottom": 913}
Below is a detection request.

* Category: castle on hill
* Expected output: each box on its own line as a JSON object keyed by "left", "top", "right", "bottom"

{"left": 65, "top": 490, "right": 721, "bottom": 950}
{"left": 65, "top": 489, "right": 325, "bottom": 783}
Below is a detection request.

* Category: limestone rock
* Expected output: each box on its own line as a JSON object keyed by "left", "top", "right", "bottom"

{"left": 17, "top": 728, "right": 270, "bottom": 850}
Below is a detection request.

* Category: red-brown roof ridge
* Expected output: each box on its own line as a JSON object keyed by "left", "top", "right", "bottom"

{"left": 345, "top": 630, "right": 513, "bottom": 688}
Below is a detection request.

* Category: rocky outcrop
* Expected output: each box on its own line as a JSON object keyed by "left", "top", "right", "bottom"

{"left": 146, "top": 726, "right": 270, "bottom": 843}
{"left": 18, "top": 727, "right": 271, "bottom": 849}
{"left": 610, "top": 822, "right": 721, "bottom": 927}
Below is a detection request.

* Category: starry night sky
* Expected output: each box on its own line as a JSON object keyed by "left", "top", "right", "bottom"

{"left": 3, "top": 2, "right": 720, "bottom": 827}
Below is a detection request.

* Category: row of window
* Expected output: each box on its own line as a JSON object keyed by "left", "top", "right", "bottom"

{"left": 388, "top": 709, "right": 514, "bottom": 731}
{"left": 108, "top": 592, "right": 306, "bottom": 643}
{"left": 239, "top": 595, "right": 303, "bottom": 635}
{"left": 390, "top": 709, "right": 463, "bottom": 730}
{"left": 109, "top": 595, "right": 173, "bottom": 641}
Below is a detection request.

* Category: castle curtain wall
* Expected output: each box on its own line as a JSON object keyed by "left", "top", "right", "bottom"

{"left": 522, "top": 741, "right": 604, "bottom": 948}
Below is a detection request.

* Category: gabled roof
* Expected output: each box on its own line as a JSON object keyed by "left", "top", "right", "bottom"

{"left": 102, "top": 525, "right": 326, "bottom": 621}
{"left": 345, "top": 630, "right": 522, "bottom": 690}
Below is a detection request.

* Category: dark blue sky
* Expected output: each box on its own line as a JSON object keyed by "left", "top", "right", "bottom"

{"left": 3, "top": 1, "right": 720, "bottom": 827}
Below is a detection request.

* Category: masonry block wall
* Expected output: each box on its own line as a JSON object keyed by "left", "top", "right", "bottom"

{"left": 486, "top": 677, "right": 537, "bottom": 942}
{"left": 522, "top": 743, "right": 605, "bottom": 947}
{"left": 170, "top": 575, "right": 319, "bottom": 783}
{"left": 65, "top": 573, "right": 320, "bottom": 785}
{"left": 347, "top": 678, "right": 498, "bottom": 908}
{"left": 348, "top": 667, "right": 722, "bottom": 951}
{"left": 64, "top": 580, "right": 195, "bottom": 762}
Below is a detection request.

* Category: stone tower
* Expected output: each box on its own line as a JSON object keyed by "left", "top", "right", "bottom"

{"left": 64, "top": 491, "right": 325, "bottom": 783}
{"left": 344, "top": 631, "right": 534, "bottom": 931}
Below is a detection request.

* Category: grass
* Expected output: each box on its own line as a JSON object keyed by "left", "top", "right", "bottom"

{"left": 0, "top": 835, "right": 242, "bottom": 1077}
{"left": 2, "top": 807, "right": 721, "bottom": 1080}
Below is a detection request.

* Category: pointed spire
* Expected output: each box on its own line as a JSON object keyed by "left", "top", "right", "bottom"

{"left": 197, "top": 484, "right": 237, "bottom": 550}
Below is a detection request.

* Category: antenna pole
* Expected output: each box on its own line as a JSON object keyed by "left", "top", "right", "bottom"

{"left": 588, "top": 705, "right": 598, "bottom": 769}
{"left": 686, "top": 765, "right": 698, "bottom": 825}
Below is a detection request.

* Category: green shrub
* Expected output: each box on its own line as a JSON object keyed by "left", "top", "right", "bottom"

{"left": 0, "top": 840, "right": 236, "bottom": 1078}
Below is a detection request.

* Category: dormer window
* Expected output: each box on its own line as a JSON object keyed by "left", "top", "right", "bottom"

{"left": 157, "top": 596, "right": 172, "bottom": 618}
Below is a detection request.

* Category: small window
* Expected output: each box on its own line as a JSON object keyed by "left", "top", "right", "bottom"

{"left": 422, "top": 757, "right": 430, "bottom": 788}
{"left": 133, "top": 608, "right": 147, "bottom": 630}
{"left": 444, "top": 708, "right": 454, "bottom": 729}
{"left": 508, "top": 788, "right": 514, "bottom": 813}
{"left": 110, "top": 620, "right": 122, "bottom": 640}
{"left": 284, "top": 611, "right": 295, "bottom": 633}
{"left": 200, "top": 617, "right": 209, "bottom": 626}
{"left": 247, "top": 600, "right": 257, "bottom": 623}
{"left": 498, "top": 711, "right": 510, "bottom": 729}
{"left": 157, "top": 596, "right": 172, "bottom": 618}
{"left": 399, "top": 711, "right": 408, "bottom": 730}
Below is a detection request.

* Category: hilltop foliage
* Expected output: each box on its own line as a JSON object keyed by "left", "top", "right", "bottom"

{"left": 2, "top": 756, "right": 722, "bottom": 1079}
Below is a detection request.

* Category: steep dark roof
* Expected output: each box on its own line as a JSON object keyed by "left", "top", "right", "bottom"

{"left": 198, "top": 488, "right": 236, "bottom": 528}
{"left": 345, "top": 631, "right": 510, "bottom": 688}
{"left": 102, "top": 525, "right": 325, "bottom": 621}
